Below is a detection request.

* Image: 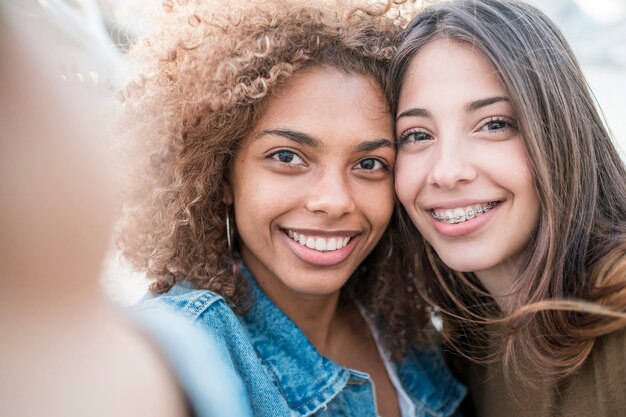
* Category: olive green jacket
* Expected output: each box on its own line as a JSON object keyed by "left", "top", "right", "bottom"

{"left": 455, "top": 327, "right": 626, "bottom": 417}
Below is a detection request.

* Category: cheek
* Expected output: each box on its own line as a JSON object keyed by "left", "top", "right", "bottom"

{"left": 364, "top": 177, "right": 395, "bottom": 205}
{"left": 376, "top": 183, "right": 396, "bottom": 220}
{"left": 353, "top": 178, "right": 395, "bottom": 232}
{"left": 394, "top": 153, "right": 426, "bottom": 210}
{"left": 230, "top": 168, "right": 275, "bottom": 230}
{"left": 505, "top": 143, "right": 537, "bottom": 204}
{"left": 232, "top": 162, "right": 279, "bottom": 205}
{"left": 517, "top": 170, "right": 540, "bottom": 233}
{"left": 496, "top": 141, "right": 540, "bottom": 234}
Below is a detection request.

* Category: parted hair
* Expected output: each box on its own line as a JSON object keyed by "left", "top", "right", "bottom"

{"left": 118, "top": 0, "right": 429, "bottom": 356}
{"left": 389, "top": 0, "right": 626, "bottom": 381}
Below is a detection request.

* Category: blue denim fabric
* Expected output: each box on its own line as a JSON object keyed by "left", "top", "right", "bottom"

{"left": 128, "top": 306, "right": 253, "bottom": 417}
{"left": 140, "top": 265, "right": 466, "bottom": 417}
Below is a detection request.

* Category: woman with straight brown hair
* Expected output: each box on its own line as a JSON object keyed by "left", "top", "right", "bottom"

{"left": 389, "top": 0, "right": 626, "bottom": 416}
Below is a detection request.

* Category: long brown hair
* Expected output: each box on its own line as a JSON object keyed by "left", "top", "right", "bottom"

{"left": 117, "top": 0, "right": 427, "bottom": 357}
{"left": 389, "top": 0, "right": 626, "bottom": 381}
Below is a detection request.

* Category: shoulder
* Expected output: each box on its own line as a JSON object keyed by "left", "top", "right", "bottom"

{"left": 136, "top": 282, "right": 247, "bottom": 346}
{"left": 584, "top": 325, "right": 626, "bottom": 384}
{"left": 530, "top": 326, "right": 626, "bottom": 416}
{"left": 139, "top": 281, "right": 227, "bottom": 319}
{"left": 571, "top": 326, "right": 626, "bottom": 392}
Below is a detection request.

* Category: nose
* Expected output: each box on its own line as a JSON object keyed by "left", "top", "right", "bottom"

{"left": 427, "top": 136, "right": 477, "bottom": 189}
{"left": 305, "top": 168, "right": 356, "bottom": 217}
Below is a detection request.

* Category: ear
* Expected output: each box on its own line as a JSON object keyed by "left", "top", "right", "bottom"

{"left": 223, "top": 180, "right": 234, "bottom": 205}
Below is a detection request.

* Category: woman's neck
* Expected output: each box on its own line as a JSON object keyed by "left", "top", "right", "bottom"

{"left": 240, "top": 247, "right": 348, "bottom": 353}
{"left": 474, "top": 261, "right": 518, "bottom": 314}
{"left": 254, "top": 271, "right": 343, "bottom": 353}
{"left": 284, "top": 291, "right": 344, "bottom": 354}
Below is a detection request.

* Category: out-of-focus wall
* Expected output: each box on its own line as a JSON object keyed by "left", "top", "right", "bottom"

{"left": 534, "top": 0, "right": 626, "bottom": 157}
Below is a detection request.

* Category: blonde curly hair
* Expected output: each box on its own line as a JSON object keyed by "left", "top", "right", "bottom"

{"left": 118, "top": 0, "right": 429, "bottom": 356}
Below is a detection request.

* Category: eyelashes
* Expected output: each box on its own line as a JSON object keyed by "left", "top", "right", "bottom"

{"left": 396, "top": 116, "right": 519, "bottom": 146}
{"left": 266, "top": 149, "right": 390, "bottom": 172}
{"left": 479, "top": 116, "right": 518, "bottom": 133}
{"left": 396, "top": 129, "right": 433, "bottom": 145}
{"left": 356, "top": 157, "right": 389, "bottom": 171}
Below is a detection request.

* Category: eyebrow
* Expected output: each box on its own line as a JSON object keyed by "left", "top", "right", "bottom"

{"left": 396, "top": 96, "right": 512, "bottom": 121}
{"left": 466, "top": 96, "right": 510, "bottom": 112}
{"left": 396, "top": 107, "right": 431, "bottom": 121}
{"left": 256, "top": 128, "right": 392, "bottom": 152}
{"left": 255, "top": 128, "right": 320, "bottom": 148}
{"left": 354, "top": 138, "right": 393, "bottom": 152}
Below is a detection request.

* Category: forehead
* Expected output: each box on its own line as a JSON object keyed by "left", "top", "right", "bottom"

{"left": 251, "top": 67, "right": 392, "bottom": 148}
{"left": 399, "top": 39, "right": 507, "bottom": 106}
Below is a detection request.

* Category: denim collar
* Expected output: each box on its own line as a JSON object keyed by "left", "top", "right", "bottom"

{"left": 238, "top": 264, "right": 466, "bottom": 417}
{"left": 238, "top": 264, "right": 352, "bottom": 416}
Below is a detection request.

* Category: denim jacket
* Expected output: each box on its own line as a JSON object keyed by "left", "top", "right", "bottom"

{"left": 140, "top": 266, "right": 466, "bottom": 417}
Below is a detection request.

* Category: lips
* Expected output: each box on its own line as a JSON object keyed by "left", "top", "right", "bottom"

{"left": 280, "top": 228, "right": 361, "bottom": 267}
{"left": 425, "top": 200, "right": 503, "bottom": 238}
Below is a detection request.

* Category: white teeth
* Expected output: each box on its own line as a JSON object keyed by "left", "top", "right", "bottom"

{"left": 285, "top": 230, "right": 352, "bottom": 252}
{"left": 431, "top": 202, "right": 497, "bottom": 224}
{"left": 454, "top": 208, "right": 466, "bottom": 223}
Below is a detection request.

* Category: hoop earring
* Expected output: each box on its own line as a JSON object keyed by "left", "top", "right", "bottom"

{"left": 226, "top": 207, "right": 234, "bottom": 251}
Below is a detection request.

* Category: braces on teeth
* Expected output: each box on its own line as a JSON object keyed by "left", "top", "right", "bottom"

{"left": 431, "top": 202, "right": 497, "bottom": 224}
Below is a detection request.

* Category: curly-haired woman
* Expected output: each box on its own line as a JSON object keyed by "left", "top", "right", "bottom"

{"left": 118, "top": 1, "right": 465, "bottom": 416}
{"left": 390, "top": 0, "right": 626, "bottom": 416}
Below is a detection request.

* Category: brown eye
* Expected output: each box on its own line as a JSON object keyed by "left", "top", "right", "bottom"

{"left": 270, "top": 150, "right": 304, "bottom": 165}
{"left": 275, "top": 151, "right": 294, "bottom": 163}
{"left": 360, "top": 159, "right": 374, "bottom": 170}
{"left": 357, "top": 158, "right": 386, "bottom": 171}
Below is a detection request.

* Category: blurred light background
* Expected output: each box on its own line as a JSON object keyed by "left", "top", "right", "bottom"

{"left": 33, "top": 0, "right": 626, "bottom": 305}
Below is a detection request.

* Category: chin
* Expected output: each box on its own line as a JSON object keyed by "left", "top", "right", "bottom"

{"left": 286, "top": 275, "right": 349, "bottom": 296}
{"left": 433, "top": 250, "right": 491, "bottom": 274}
{"left": 295, "top": 283, "right": 345, "bottom": 296}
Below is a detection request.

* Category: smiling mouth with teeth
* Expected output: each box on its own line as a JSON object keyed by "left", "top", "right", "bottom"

{"left": 286, "top": 230, "right": 352, "bottom": 251}
{"left": 431, "top": 202, "right": 499, "bottom": 224}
